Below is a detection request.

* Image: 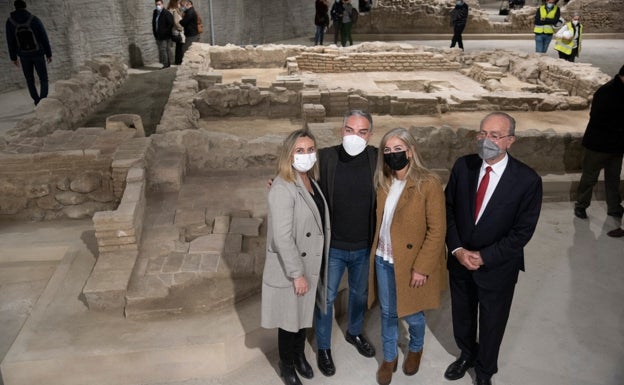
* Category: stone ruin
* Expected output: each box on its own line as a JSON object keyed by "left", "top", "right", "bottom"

{"left": 0, "top": 41, "right": 614, "bottom": 319}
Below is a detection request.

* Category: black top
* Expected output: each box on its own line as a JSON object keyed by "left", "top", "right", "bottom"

{"left": 310, "top": 181, "right": 326, "bottom": 234}
{"left": 582, "top": 74, "right": 624, "bottom": 154}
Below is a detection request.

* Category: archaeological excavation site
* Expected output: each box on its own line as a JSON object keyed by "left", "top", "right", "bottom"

{"left": 0, "top": 0, "right": 622, "bottom": 385}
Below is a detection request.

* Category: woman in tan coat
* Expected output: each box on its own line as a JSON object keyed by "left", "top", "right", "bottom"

{"left": 368, "top": 127, "right": 446, "bottom": 385}
{"left": 261, "top": 129, "right": 330, "bottom": 385}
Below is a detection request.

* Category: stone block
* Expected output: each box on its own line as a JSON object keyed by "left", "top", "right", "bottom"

{"left": 302, "top": 103, "right": 325, "bottom": 123}
{"left": 225, "top": 233, "right": 243, "bottom": 253}
{"left": 189, "top": 233, "right": 228, "bottom": 254}
{"left": 213, "top": 215, "right": 231, "bottom": 234}
{"left": 229, "top": 217, "right": 263, "bottom": 237}
{"left": 94, "top": 251, "right": 139, "bottom": 271}
{"left": 55, "top": 191, "right": 88, "bottom": 205}
{"left": 126, "top": 167, "right": 145, "bottom": 183}
{"left": 106, "top": 114, "right": 145, "bottom": 137}
{"left": 241, "top": 76, "right": 257, "bottom": 86}
{"left": 83, "top": 269, "right": 133, "bottom": 310}
{"left": 199, "top": 252, "right": 221, "bottom": 273}
{"left": 181, "top": 253, "right": 202, "bottom": 272}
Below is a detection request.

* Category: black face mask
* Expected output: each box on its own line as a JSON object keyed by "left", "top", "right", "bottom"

{"left": 384, "top": 151, "right": 409, "bottom": 171}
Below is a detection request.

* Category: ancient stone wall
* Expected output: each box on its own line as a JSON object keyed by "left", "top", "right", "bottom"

{"left": 296, "top": 50, "right": 461, "bottom": 72}
{"left": 0, "top": 127, "right": 148, "bottom": 221}
{"left": 6, "top": 56, "right": 127, "bottom": 139}
{"left": 0, "top": 0, "right": 316, "bottom": 93}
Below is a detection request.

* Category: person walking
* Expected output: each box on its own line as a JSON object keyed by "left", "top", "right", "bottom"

{"left": 450, "top": 0, "right": 469, "bottom": 51}
{"left": 315, "top": 0, "right": 330, "bottom": 46}
{"left": 315, "top": 110, "right": 377, "bottom": 376}
{"left": 554, "top": 11, "right": 582, "bottom": 62}
{"left": 330, "top": 0, "right": 344, "bottom": 45}
{"left": 262, "top": 129, "right": 331, "bottom": 385}
{"left": 533, "top": 0, "right": 560, "bottom": 53}
{"left": 368, "top": 128, "right": 446, "bottom": 385}
{"left": 152, "top": 0, "right": 174, "bottom": 69}
{"left": 168, "top": 0, "right": 185, "bottom": 65}
{"left": 574, "top": 64, "right": 624, "bottom": 220}
{"left": 5, "top": 0, "right": 52, "bottom": 106}
{"left": 444, "top": 112, "right": 542, "bottom": 385}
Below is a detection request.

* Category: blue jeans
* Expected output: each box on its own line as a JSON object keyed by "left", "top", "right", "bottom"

{"left": 20, "top": 55, "right": 48, "bottom": 105}
{"left": 315, "top": 247, "right": 370, "bottom": 350}
{"left": 314, "top": 25, "right": 325, "bottom": 45}
{"left": 534, "top": 33, "right": 553, "bottom": 53}
{"left": 375, "top": 256, "right": 425, "bottom": 361}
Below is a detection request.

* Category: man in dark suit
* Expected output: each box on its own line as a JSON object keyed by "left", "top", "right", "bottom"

{"left": 152, "top": 0, "right": 173, "bottom": 69}
{"left": 444, "top": 112, "right": 542, "bottom": 385}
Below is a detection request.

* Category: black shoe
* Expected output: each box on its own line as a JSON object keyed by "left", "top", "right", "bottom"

{"left": 279, "top": 361, "right": 302, "bottom": 385}
{"left": 316, "top": 349, "right": 335, "bottom": 377}
{"left": 444, "top": 358, "right": 473, "bottom": 381}
{"left": 345, "top": 332, "right": 376, "bottom": 358}
{"left": 574, "top": 207, "right": 588, "bottom": 219}
{"left": 293, "top": 353, "right": 314, "bottom": 379}
{"left": 476, "top": 377, "right": 492, "bottom": 385}
{"left": 607, "top": 210, "right": 624, "bottom": 218}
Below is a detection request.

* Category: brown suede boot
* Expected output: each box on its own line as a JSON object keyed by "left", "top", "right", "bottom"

{"left": 376, "top": 358, "right": 398, "bottom": 385}
{"left": 402, "top": 349, "right": 423, "bottom": 376}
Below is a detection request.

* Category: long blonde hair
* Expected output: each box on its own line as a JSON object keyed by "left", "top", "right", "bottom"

{"left": 374, "top": 127, "right": 438, "bottom": 193}
{"left": 276, "top": 129, "right": 319, "bottom": 183}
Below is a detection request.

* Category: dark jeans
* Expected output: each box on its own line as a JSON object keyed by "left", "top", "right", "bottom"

{"left": 451, "top": 23, "right": 466, "bottom": 50}
{"left": 557, "top": 47, "right": 578, "bottom": 62}
{"left": 20, "top": 55, "right": 48, "bottom": 105}
{"left": 341, "top": 21, "right": 353, "bottom": 47}
{"left": 575, "top": 148, "right": 624, "bottom": 215}
{"left": 174, "top": 42, "right": 184, "bottom": 65}
{"left": 333, "top": 20, "right": 342, "bottom": 45}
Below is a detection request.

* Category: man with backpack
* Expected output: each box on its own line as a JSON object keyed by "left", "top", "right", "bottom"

{"left": 5, "top": 0, "right": 53, "bottom": 106}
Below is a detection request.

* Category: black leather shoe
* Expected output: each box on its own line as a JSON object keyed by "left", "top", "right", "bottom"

{"left": 476, "top": 377, "right": 492, "bottom": 385}
{"left": 574, "top": 207, "right": 588, "bottom": 219}
{"left": 293, "top": 353, "right": 314, "bottom": 379}
{"left": 316, "top": 349, "right": 336, "bottom": 376}
{"left": 279, "top": 361, "right": 302, "bottom": 385}
{"left": 345, "top": 332, "right": 376, "bottom": 358}
{"left": 444, "top": 358, "right": 473, "bottom": 381}
{"left": 607, "top": 210, "right": 624, "bottom": 218}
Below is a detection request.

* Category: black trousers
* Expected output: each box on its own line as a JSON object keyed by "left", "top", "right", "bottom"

{"left": 449, "top": 271, "right": 516, "bottom": 380}
{"left": 451, "top": 23, "right": 466, "bottom": 50}
{"left": 278, "top": 328, "right": 306, "bottom": 365}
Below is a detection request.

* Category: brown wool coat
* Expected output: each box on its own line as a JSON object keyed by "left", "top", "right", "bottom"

{"left": 367, "top": 177, "right": 447, "bottom": 318}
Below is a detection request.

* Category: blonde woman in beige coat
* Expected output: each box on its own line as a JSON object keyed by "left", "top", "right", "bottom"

{"left": 367, "top": 127, "right": 447, "bottom": 385}
{"left": 261, "top": 129, "right": 331, "bottom": 385}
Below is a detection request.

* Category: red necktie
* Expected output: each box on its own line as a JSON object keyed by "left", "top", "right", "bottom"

{"left": 475, "top": 166, "right": 492, "bottom": 220}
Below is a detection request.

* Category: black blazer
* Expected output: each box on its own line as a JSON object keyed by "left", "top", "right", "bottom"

{"left": 445, "top": 154, "right": 542, "bottom": 290}
{"left": 152, "top": 9, "right": 174, "bottom": 40}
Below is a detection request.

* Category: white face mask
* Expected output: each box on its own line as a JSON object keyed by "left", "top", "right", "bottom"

{"left": 342, "top": 135, "right": 367, "bottom": 156}
{"left": 156, "top": 4, "right": 162, "bottom": 11}
{"left": 292, "top": 152, "right": 317, "bottom": 173}
{"left": 572, "top": 20, "right": 579, "bottom": 25}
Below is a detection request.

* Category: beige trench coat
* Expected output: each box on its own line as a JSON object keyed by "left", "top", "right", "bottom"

{"left": 367, "top": 177, "right": 447, "bottom": 318}
{"left": 261, "top": 174, "right": 331, "bottom": 332}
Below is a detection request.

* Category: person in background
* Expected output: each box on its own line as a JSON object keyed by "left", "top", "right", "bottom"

{"left": 167, "top": 0, "right": 185, "bottom": 65}
{"left": 5, "top": 0, "right": 52, "bottom": 106}
{"left": 554, "top": 11, "right": 582, "bottom": 62}
{"left": 533, "top": 0, "right": 560, "bottom": 53}
{"left": 261, "top": 129, "right": 331, "bottom": 385}
{"left": 152, "top": 0, "right": 174, "bottom": 69}
{"left": 450, "top": 0, "right": 469, "bottom": 51}
{"left": 444, "top": 112, "right": 542, "bottom": 385}
{"left": 315, "top": 0, "right": 330, "bottom": 46}
{"left": 330, "top": 0, "right": 344, "bottom": 46}
{"left": 574, "top": 64, "right": 624, "bottom": 220}
{"left": 180, "top": 0, "right": 200, "bottom": 58}
{"left": 315, "top": 110, "right": 377, "bottom": 377}
{"left": 341, "top": 0, "right": 354, "bottom": 47}
{"left": 368, "top": 128, "right": 446, "bottom": 385}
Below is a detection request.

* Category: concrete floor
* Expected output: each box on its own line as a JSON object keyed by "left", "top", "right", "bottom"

{"left": 1, "top": 33, "right": 624, "bottom": 385}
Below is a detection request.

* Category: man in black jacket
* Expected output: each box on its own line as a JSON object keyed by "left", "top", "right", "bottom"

{"left": 314, "top": 110, "right": 377, "bottom": 377}
{"left": 180, "top": 0, "right": 200, "bottom": 56}
{"left": 330, "top": 0, "right": 344, "bottom": 46}
{"left": 574, "top": 64, "right": 624, "bottom": 220}
{"left": 5, "top": 0, "right": 52, "bottom": 105}
{"left": 450, "top": 0, "right": 469, "bottom": 51}
{"left": 153, "top": 0, "right": 173, "bottom": 68}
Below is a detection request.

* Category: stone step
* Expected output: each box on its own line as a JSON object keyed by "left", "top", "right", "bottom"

{"left": 1, "top": 244, "right": 273, "bottom": 385}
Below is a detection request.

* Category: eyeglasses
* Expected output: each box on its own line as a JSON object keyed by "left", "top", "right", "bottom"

{"left": 476, "top": 132, "right": 513, "bottom": 141}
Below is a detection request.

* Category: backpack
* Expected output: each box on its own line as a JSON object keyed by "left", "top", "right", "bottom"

{"left": 196, "top": 12, "right": 204, "bottom": 34}
{"left": 9, "top": 15, "right": 39, "bottom": 54}
{"left": 350, "top": 8, "right": 359, "bottom": 24}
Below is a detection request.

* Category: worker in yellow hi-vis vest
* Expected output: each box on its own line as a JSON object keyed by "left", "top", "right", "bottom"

{"left": 533, "top": 0, "right": 560, "bottom": 53}
{"left": 554, "top": 12, "right": 582, "bottom": 62}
